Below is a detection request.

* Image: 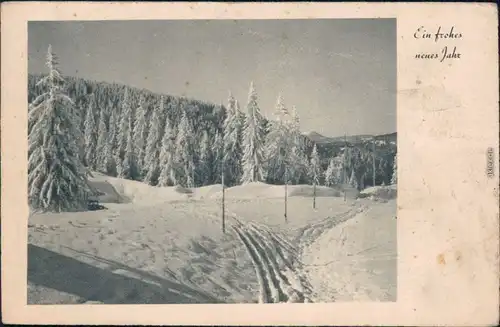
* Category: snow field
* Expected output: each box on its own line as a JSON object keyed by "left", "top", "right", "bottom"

{"left": 28, "top": 174, "right": 396, "bottom": 304}
{"left": 90, "top": 172, "right": 192, "bottom": 205}
{"left": 208, "top": 182, "right": 345, "bottom": 200}
{"left": 231, "top": 217, "right": 311, "bottom": 303}
{"left": 300, "top": 200, "right": 397, "bottom": 302}
{"left": 359, "top": 185, "right": 397, "bottom": 201}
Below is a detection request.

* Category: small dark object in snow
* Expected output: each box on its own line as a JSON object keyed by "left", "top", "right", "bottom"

{"left": 87, "top": 199, "right": 107, "bottom": 211}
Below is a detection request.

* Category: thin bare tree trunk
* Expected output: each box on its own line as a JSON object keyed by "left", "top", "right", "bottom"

{"left": 221, "top": 129, "right": 226, "bottom": 234}
{"left": 313, "top": 181, "right": 316, "bottom": 209}
{"left": 372, "top": 140, "right": 376, "bottom": 187}
{"left": 284, "top": 167, "right": 288, "bottom": 222}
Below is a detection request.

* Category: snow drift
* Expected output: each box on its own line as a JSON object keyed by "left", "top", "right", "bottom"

{"left": 193, "top": 184, "right": 224, "bottom": 199}
{"left": 359, "top": 185, "right": 397, "bottom": 201}
{"left": 209, "top": 182, "right": 345, "bottom": 200}
{"left": 287, "top": 185, "right": 342, "bottom": 198}
{"left": 90, "top": 173, "right": 356, "bottom": 205}
{"left": 88, "top": 179, "right": 128, "bottom": 204}
{"left": 89, "top": 172, "right": 191, "bottom": 205}
{"left": 302, "top": 200, "right": 397, "bottom": 301}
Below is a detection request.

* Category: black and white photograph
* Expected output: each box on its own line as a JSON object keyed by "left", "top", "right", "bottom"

{"left": 27, "top": 19, "right": 397, "bottom": 304}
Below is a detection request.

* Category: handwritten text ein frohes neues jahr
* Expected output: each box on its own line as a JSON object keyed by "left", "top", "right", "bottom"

{"left": 413, "top": 26, "right": 463, "bottom": 62}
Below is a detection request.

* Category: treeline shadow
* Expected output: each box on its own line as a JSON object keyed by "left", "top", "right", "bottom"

{"left": 28, "top": 244, "right": 221, "bottom": 304}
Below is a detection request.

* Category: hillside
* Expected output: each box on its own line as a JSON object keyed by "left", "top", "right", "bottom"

{"left": 29, "top": 73, "right": 397, "bottom": 190}
{"left": 304, "top": 131, "right": 397, "bottom": 145}
{"left": 28, "top": 73, "right": 227, "bottom": 136}
{"left": 304, "top": 131, "right": 397, "bottom": 187}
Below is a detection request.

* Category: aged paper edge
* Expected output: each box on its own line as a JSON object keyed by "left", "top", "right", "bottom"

{"left": 1, "top": 2, "right": 499, "bottom": 326}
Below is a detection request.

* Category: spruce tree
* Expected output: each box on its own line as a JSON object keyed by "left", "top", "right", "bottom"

{"left": 104, "top": 110, "right": 118, "bottom": 176}
{"left": 157, "top": 115, "right": 177, "bottom": 187}
{"left": 359, "top": 172, "right": 365, "bottom": 190}
{"left": 73, "top": 99, "right": 85, "bottom": 162}
{"left": 133, "top": 94, "right": 148, "bottom": 174}
{"left": 335, "top": 156, "right": 344, "bottom": 185}
{"left": 213, "top": 130, "right": 224, "bottom": 184}
{"left": 288, "top": 105, "right": 308, "bottom": 183}
{"left": 119, "top": 116, "right": 140, "bottom": 180}
{"left": 291, "top": 105, "right": 300, "bottom": 131}
{"left": 265, "top": 94, "right": 292, "bottom": 184}
{"left": 28, "top": 44, "right": 92, "bottom": 212}
{"left": 288, "top": 144, "right": 305, "bottom": 184}
{"left": 342, "top": 147, "right": 352, "bottom": 184}
{"left": 241, "top": 82, "right": 267, "bottom": 184}
{"left": 276, "top": 94, "right": 291, "bottom": 122}
{"left": 197, "top": 130, "right": 212, "bottom": 186}
{"left": 83, "top": 94, "right": 98, "bottom": 170}
{"left": 391, "top": 153, "right": 397, "bottom": 185}
{"left": 175, "top": 110, "right": 195, "bottom": 188}
{"left": 349, "top": 169, "right": 359, "bottom": 189}
{"left": 235, "top": 99, "right": 246, "bottom": 160}
{"left": 309, "top": 144, "right": 321, "bottom": 208}
{"left": 144, "top": 96, "right": 164, "bottom": 185}
{"left": 378, "top": 158, "right": 386, "bottom": 184}
{"left": 324, "top": 157, "right": 337, "bottom": 187}
{"left": 116, "top": 88, "right": 132, "bottom": 162}
{"left": 223, "top": 92, "right": 243, "bottom": 186}
{"left": 115, "top": 88, "right": 133, "bottom": 175}
{"left": 309, "top": 144, "right": 322, "bottom": 186}
{"left": 95, "top": 103, "right": 108, "bottom": 173}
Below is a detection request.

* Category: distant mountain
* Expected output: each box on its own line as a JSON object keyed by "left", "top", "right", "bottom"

{"left": 304, "top": 131, "right": 397, "bottom": 145}
{"left": 304, "top": 131, "right": 329, "bottom": 143}
{"left": 374, "top": 132, "right": 397, "bottom": 142}
{"left": 302, "top": 130, "right": 397, "bottom": 186}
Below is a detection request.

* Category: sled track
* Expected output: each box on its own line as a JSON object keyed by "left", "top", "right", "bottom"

{"left": 231, "top": 216, "right": 311, "bottom": 303}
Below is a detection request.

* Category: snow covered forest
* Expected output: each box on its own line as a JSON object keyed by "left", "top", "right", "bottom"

{"left": 28, "top": 45, "right": 397, "bottom": 213}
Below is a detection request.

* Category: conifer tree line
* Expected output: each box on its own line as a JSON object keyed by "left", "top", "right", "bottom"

{"left": 28, "top": 45, "right": 397, "bottom": 212}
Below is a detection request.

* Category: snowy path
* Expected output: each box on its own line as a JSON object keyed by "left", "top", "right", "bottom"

{"left": 225, "top": 202, "right": 375, "bottom": 303}
{"left": 299, "top": 201, "right": 397, "bottom": 302}
{"left": 226, "top": 205, "right": 370, "bottom": 304}
{"left": 230, "top": 215, "right": 312, "bottom": 303}
{"left": 294, "top": 203, "right": 368, "bottom": 250}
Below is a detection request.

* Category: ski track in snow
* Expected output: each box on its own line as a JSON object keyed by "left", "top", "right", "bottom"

{"left": 232, "top": 225, "right": 272, "bottom": 303}
{"left": 232, "top": 220, "right": 298, "bottom": 303}
{"left": 230, "top": 203, "right": 369, "bottom": 303}
{"left": 227, "top": 207, "right": 368, "bottom": 304}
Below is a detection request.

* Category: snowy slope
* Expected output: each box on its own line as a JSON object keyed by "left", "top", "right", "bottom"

{"left": 301, "top": 200, "right": 397, "bottom": 301}
{"left": 28, "top": 174, "right": 397, "bottom": 304}
{"left": 208, "top": 182, "right": 345, "bottom": 200}
{"left": 90, "top": 172, "right": 192, "bottom": 205}
{"left": 359, "top": 185, "right": 397, "bottom": 201}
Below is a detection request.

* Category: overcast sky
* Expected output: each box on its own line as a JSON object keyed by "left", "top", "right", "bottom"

{"left": 28, "top": 19, "right": 396, "bottom": 137}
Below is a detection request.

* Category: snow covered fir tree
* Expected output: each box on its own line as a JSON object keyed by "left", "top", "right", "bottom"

{"left": 28, "top": 45, "right": 92, "bottom": 212}
{"left": 223, "top": 93, "right": 243, "bottom": 186}
{"left": 240, "top": 82, "right": 267, "bottom": 184}
{"left": 391, "top": 153, "right": 397, "bottom": 185}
